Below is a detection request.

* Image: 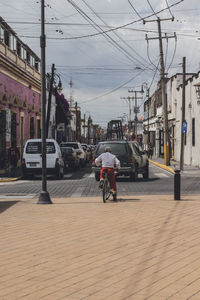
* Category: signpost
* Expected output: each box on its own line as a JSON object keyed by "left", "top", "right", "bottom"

{"left": 182, "top": 121, "right": 187, "bottom": 134}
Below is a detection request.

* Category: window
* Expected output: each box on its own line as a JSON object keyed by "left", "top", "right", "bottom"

{"left": 192, "top": 118, "right": 195, "bottom": 146}
{"left": 30, "top": 117, "right": 35, "bottom": 139}
{"left": 37, "top": 119, "right": 41, "bottom": 138}
{"left": 35, "top": 60, "right": 39, "bottom": 71}
{"left": 4, "top": 30, "right": 10, "bottom": 47}
{"left": 26, "top": 142, "right": 56, "bottom": 154}
{"left": 0, "top": 26, "right": 4, "bottom": 42}
{"left": 96, "top": 143, "right": 128, "bottom": 156}
{"left": 17, "top": 41, "right": 21, "bottom": 56}
{"left": 26, "top": 51, "right": 30, "bottom": 64}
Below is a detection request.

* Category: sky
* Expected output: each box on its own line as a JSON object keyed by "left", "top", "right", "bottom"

{"left": 1, "top": 0, "right": 200, "bottom": 128}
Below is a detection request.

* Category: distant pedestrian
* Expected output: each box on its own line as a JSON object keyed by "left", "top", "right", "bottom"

{"left": 8, "top": 144, "right": 20, "bottom": 176}
{"left": 148, "top": 142, "right": 153, "bottom": 159}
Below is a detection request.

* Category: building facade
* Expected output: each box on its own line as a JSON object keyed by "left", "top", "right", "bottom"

{"left": 0, "top": 17, "right": 41, "bottom": 171}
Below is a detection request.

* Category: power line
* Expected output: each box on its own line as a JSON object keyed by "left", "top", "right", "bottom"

{"left": 127, "top": 0, "right": 143, "bottom": 20}
{"left": 80, "top": 0, "right": 149, "bottom": 68}
{"left": 66, "top": 0, "right": 145, "bottom": 66}
{"left": 164, "top": 0, "right": 175, "bottom": 20}
{"left": 17, "top": 0, "right": 184, "bottom": 40}
{"left": 146, "top": 0, "right": 159, "bottom": 18}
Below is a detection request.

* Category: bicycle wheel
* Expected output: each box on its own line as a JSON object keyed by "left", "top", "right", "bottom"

{"left": 102, "top": 178, "right": 110, "bottom": 203}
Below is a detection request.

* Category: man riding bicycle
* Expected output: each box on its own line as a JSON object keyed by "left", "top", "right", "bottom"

{"left": 95, "top": 146, "right": 120, "bottom": 201}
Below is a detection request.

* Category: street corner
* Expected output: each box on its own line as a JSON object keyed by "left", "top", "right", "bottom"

{"left": 149, "top": 159, "right": 175, "bottom": 174}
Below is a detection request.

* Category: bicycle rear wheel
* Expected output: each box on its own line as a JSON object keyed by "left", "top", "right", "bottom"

{"left": 102, "top": 179, "right": 110, "bottom": 203}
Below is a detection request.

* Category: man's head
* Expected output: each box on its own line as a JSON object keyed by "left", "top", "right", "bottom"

{"left": 105, "top": 146, "right": 111, "bottom": 153}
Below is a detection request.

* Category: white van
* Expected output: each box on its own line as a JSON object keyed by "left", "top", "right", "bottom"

{"left": 22, "top": 139, "right": 64, "bottom": 179}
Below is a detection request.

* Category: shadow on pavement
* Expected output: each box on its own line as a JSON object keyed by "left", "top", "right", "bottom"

{"left": 116, "top": 198, "right": 141, "bottom": 202}
{"left": 0, "top": 201, "right": 19, "bottom": 214}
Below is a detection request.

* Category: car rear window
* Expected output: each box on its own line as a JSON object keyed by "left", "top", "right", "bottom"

{"left": 96, "top": 143, "right": 129, "bottom": 156}
{"left": 26, "top": 142, "right": 56, "bottom": 154}
{"left": 62, "top": 143, "right": 78, "bottom": 149}
{"left": 61, "top": 147, "right": 73, "bottom": 154}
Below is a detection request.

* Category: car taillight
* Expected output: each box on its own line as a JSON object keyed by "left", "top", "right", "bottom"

{"left": 128, "top": 157, "right": 133, "bottom": 163}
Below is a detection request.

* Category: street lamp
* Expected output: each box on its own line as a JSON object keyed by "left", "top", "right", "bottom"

{"left": 38, "top": 0, "right": 52, "bottom": 204}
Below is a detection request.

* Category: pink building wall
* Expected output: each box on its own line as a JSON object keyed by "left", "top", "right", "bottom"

{"left": 0, "top": 71, "right": 41, "bottom": 149}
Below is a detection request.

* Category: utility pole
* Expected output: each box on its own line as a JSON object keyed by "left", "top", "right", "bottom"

{"left": 128, "top": 88, "right": 143, "bottom": 140}
{"left": 120, "top": 96, "right": 134, "bottom": 134}
{"left": 75, "top": 102, "right": 78, "bottom": 141}
{"left": 46, "top": 63, "right": 55, "bottom": 137}
{"left": 144, "top": 17, "right": 175, "bottom": 166}
{"left": 69, "top": 78, "right": 74, "bottom": 108}
{"left": 147, "top": 88, "right": 150, "bottom": 145}
{"left": 180, "top": 57, "right": 186, "bottom": 171}
{"left": 38, "top": 0, "right": 52, "bottom": 204}
{"left": 84, "top": 114, "right": 86, "bottom": 142}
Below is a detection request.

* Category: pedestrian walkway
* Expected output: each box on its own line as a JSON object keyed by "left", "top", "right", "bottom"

{"left": 1, "top": 194, "right": 200, "bottom": 300}
{"left": 150, "top": 156, "right": 200, "bottom": 176}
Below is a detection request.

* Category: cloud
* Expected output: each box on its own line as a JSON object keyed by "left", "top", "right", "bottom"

{"left": 1, "top": 0, "right": 200, "bottom": 125}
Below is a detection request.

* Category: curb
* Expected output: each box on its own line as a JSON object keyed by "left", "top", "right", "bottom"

{"left": 0, "top": 176, "right": 22, "bottom": 183}
{"left": 149, "top": 160, "right": 175, "bottom": 174}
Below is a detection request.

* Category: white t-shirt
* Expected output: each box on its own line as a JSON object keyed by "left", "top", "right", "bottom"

{"left": 95, "top": 152, "right": 120, "bottom": 169}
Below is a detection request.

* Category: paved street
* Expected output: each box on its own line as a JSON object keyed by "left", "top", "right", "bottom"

{"left": 0, "top": 162, "right": 200, "bottom": 199}
{"left": 1, "top": 161, "right": 200, "bottom": 300}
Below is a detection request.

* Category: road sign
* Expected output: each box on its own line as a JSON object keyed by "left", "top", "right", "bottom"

{"left": 182, "top": 121, "right": 187, "bottom": 133}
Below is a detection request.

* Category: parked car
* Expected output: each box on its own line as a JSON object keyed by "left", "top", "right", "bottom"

{"left": 92, "top": 140, "right": 138, "bottom": 181}
{"left": 60, "top": 142, "right": 86, "bottom": 166}
{"left": 60, "top": 147, "right": 80, "bottom": 170}
{"left": 22, "top": 139, "right": 64, "bottom": 179}
{"left": 81, "top": 144, "right": 91, "bottom": 162}
{"left": 128, "top": 141, "right": 149, "bottom": 179}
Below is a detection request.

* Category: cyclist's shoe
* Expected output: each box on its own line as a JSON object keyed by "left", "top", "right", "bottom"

{"left": 110, "top": 189, "right": 117, "bottom": 201}
{"left": 99, "top": 180, "right": 104, "bottom": 189}
{"left": 113, "top": 194, "right": 117, "bottom": 201}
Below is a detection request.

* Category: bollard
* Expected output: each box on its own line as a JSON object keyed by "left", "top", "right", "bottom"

{"left": 174, "top": 169, "right": 181, "bottom": 200}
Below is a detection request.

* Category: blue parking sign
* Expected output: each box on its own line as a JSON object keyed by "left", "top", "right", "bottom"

{"left": 182, "top": 121, "right": 187, "bottom": 133}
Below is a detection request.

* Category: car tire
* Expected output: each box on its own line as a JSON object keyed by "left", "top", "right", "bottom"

{"left": 95, "top": 172, "right": 100, "bottom": 181}
{"left": 143, "top": 164, "right": 149, "bottom": 179}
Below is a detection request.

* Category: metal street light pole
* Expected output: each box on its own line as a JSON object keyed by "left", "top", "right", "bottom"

{"left": 38, "top": 0, "right": 52, "bottom": 204}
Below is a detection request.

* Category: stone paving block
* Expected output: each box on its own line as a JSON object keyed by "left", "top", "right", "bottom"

{"left": 1, "top": 195, "right": 200, "bottom": 300}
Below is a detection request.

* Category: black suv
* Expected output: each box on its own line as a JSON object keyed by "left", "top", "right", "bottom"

{"left": 92, "top": 140, "right": 138, "bottom": 181}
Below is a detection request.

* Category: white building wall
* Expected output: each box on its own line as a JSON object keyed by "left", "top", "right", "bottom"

{"left": 174, "top": 73, "right": 200, "bottom": 167}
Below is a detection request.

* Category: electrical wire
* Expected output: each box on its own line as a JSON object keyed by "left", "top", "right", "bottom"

{"left": 146, "top": 39, "right": 159, "bottom": 70}
{"left": 166, "top": 34, "right": 178, "bottom": 73}
{"left": 127, "top": 0, "right": 143, "bottom": 20}
{"left": 79, "top": 70, "right": 145, "bottom": 105}
{"left": 165, "top": 0, "right": 175, "bottom": 20}
{"left": 17, "top": 0, "right": 184, "bottom": 40}
{"left": 164, "top": 36, "right": 169, "bottom": 69}
{"left": 146, "top": 0, "right": 159, "bottom": 18}
{"left": 80, "top": 0, "right": 149, "bottom": 68}
{"left": 66, "top": 0, "right": 145, "bottom": 66}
